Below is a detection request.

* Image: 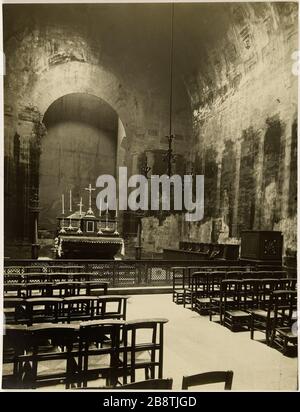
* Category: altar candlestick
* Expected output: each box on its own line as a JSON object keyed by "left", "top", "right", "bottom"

{"left": 85, "top": 183, "right": 95, "bottom": 214}
{"left": 78, "top": 197, "right": 83, "bottom": 217}
{"left": 97, "top": 199, "right": 103, "bottom": 235}
{"left": 62, "top": 194, "right": 65, "bottom": 215}
{"left": 69, "top": 190, "right": 72, "bottom": 212}
{"left": 106, "top": 204, "right": 108, "bottom": 227}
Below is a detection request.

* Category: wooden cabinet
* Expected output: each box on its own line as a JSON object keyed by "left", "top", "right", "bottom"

{"left": 240, "top": 230, "right": 283, "bottom": 262}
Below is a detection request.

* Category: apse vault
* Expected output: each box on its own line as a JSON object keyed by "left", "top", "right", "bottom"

{"left": 39, "top": 93, "right": 124, "bottom": 234}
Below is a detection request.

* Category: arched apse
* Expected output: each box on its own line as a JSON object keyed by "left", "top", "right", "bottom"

{"left": 39, "top": 92, "right": 126, "bottom": 233}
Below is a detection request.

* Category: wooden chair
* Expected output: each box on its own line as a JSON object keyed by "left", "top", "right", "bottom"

{"left": 2, "top": 325, "right": 30, "bottom": 388}
{"left": 172, "top": 267, "right": 185, "bottom": 304}
{"left": 25, "top": 298, "right": 63, "bottom": 326}
{"left": 77, "top": 320, "right": 124, "bottom": 388}
{"left": 97, "top": 296, "right": 129, "bottom": 321}
{"left": 52, "top": 282, "right": 82, "bottom": 297}
{"left": 195, "top": 271, "right": 226, "bottom": 316}
{"left": 20, "top": 324, "right": 78, "bottom": 389}
{"left": 240, "top": 279, "right": 260, "bottom": 310}
{"left": 4, "top": 297, "right": 26, "bottom": 324}
{"left": 185, "top": 272, "right": 207, "bottom": 309}
{"left": 257, "top": 278, "right": 278, "bottom": 309}
{"left": 223, "top": 280, "right": 251, "bottom": 331}
{"left": 270, "top": 290, "right": 297, "bottom": 354}
{"left": 121, "top": 318, "right": 168, "bottom": 385}
{"left": 85, "top": 281, "right": 109, "bottom": 296}
{"left": 120, "top": 378, "right": 173, "bottom": 390}
{"left": 182, "top": 370, "right": 234, "bottom": 390}
{"left": 250, "top": 290, "right": 297, "bottom": 345}
{"left": 4, "top": 283, "right": 24, "bottom": 298}
{"left": 209, "top": 280, "right": 239, "bottom": 325}
{"left": 24, "top": 282, "right": 53, "bottom": 298}
{"left": 63, "top": 296, "right": 99, "bottom": 323}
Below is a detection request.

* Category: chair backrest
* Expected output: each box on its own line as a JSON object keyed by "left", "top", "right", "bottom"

{"left": 78, "top": 320, "right": 124, "bottom": 387}
{"left": 182, "top": 370, "right": 234, "bottom": 390}
{"left": 4, "top": 297, "right": 27, "bottom": 324}
{"left": 85, "top": 281, "right": 108, "bottom": 296}
{"left": 208, "top": 272, "right": 226, "bottom": 294}
{"left": 120, "top": 378, "right": 173, "bottom": 390}
{"left": 22, "top": 324, "right": 77, "bottom": 389}
{"left": 172, "top": 267, "right": 185, "bottom": 289}
{"left": 240, "top": 279, "right": 260, "bottom": 308}
{"left": 258, "top": 278, "right": 278, "bottom": 307}
{"left": 123, "top": 318, "right": 168, "bottom": 384}
{"left": 79, "top": 319, "right": 122, "bottom": 346}
{"left": 3, "top": 324, "right": 30, "bottom": 361}
{"left": 25, "top": 282, "right": 52, "bottom": 298}
{"left": 63, "top": 296, "right": 99, "bottom": 322}
{"left": 4, "top": 283, "right": 24, "bottom": 297}
{"left": 98, "top": 295, "right": 129, "bottom": 321}
{"left": 276, "top": 278, "right": 292, "bottom": 290}
{"left": 28, "top": 324, "right": 77, "bottom": 346}
{"left": 271, "top": 290, "right": 297, "bottom": 325}
{"left": 52, "top": 282, "right": 82, "bottom": 297}
{"left": 191, "top": 272, "right": 208, "bottom": 294}
{"left": 25, "top": 297, "right": 63, "bottom": 325}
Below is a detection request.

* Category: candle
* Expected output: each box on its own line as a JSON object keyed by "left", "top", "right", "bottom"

{"left": 79, "top": 197, "right": 83, "bottom": 216}
{"left": 69, "top": 189, "right": 72, "bottom": 212}
{"left": 99, "top": 199, "right": 102, "bottom": 217}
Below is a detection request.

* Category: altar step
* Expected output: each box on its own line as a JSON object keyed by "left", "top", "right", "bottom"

{"left": 107, "top": 286, "right": 172, "bottom": 295}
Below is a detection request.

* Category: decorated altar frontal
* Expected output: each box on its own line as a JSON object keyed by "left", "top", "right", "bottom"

{"left": 54, "top": 185, "right": 125, "bottom": 259}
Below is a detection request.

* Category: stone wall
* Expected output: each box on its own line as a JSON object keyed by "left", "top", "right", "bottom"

{"left": 142, "top": 3, "right": 298, "bottom": 255}
{"left": 3, "top": 4, "right": 192, "bottom": 257}
{"left": 3, "top": 3, "right": 297, "bottom": 257}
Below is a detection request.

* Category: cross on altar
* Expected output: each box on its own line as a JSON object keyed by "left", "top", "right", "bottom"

{"left": 85, "top": 183, "right": 95, "bottom": 214}
{"left": 77, "top": 198, "right": 83, "bottom": 217}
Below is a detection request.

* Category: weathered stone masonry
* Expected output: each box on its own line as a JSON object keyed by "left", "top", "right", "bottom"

{"left": 3, "top": 3, "right": 298, "bottom": 257}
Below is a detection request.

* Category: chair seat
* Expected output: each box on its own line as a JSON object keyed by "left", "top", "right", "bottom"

{"left": 211, "top": 297, "right": 234, "bottom": 302}
{"left": 275, "top": 327, "right": 298, "bottom": 340}
{"left": 225, "top": 310, "right": 251, "bottom": 318}
{"left": 196, "top": 298, "right": 210, "bottom": 303}
{"left": 250, "top": 309, "right": 282, "bottom": 319}
{"left": 4, "top": 308, "right": 15, "bottom": 314}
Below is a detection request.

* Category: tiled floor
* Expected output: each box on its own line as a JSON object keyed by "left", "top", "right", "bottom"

{"left": 126, "top": 294, "right": 298, "bottom": 391}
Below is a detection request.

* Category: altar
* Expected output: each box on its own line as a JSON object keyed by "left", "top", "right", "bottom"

{"left": 54, "top": 185, "right": 124, "bottom": 259}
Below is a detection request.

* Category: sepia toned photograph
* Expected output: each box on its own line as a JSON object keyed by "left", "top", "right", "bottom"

{"left": 1, "top": 0, "right": 298, "bottom": 392}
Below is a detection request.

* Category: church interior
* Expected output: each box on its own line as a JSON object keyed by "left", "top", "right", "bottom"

{"left": 2, "top": 2, "right": 298, "bottom": 391}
